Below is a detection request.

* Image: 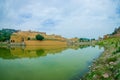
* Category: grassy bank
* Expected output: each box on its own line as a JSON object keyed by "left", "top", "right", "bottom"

{"left": 82, "top": 37, "right": 120, "bottom": 80}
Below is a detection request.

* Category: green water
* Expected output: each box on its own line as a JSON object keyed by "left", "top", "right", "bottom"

{"left": 0, "top": 46, "right": 104, "bottom": 80}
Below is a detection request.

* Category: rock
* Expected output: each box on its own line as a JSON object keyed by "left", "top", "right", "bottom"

{"left": 102, "top": 73, "right": 109, "bottom": 78}
{"left": 110, "top": 66, "right": 113, "bottom": 69}
{"left": 93, "top": 74, "right": 97, "bottom": 78}
{"left": 88, "top": 66, "right": 91, "bottom": 68}
{"left": 109, "top": 62, "right": 114, "bottom": 65}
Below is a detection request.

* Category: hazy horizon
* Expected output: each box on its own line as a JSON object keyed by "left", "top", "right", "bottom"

{"left": 0, "top": 0, "right": 120, "bottom": 39}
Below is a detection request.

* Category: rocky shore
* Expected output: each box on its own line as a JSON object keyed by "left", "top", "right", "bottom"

{"left": 82, "top": 38, "right": 120, "bottom": 80}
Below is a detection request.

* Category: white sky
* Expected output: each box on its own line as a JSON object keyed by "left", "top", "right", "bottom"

{"left": 0, "top": 0, "right": 120, "bottom": 39}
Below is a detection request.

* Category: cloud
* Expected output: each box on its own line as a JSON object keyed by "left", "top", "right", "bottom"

{"left": 0, "top": 0, "right": 120, "bottom": 38}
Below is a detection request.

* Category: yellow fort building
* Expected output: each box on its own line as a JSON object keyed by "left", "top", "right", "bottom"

{"left": 10, "top": 31, "right": 67, "bottom": 46}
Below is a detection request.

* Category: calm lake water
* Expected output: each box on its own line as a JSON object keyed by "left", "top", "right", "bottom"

{"left": 0, "top": 45, "right": 104, "bottom": 80}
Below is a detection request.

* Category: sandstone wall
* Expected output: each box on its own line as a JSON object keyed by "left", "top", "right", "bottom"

{"left": 24, "top": 40, "right": 67, "bottom": 46}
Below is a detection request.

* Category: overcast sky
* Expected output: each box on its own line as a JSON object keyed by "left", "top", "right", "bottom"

{"left": 0, "top": 0, "right": 120, "bottom": 38}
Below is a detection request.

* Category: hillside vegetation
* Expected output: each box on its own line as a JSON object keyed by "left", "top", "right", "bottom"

{"left": 82, "top": 27, "right": 120, "bottom": 80}
{"left": 0, "top": 29, "right": 18, "bottom": 42}
{"left": 82, "top": 38, "right": 120, "bottom": 80}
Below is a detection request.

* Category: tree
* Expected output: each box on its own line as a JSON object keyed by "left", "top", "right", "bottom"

{"left": 36, "top": 34, "right": 44, "bottom": 40}
{"left": 79, "top": 38, "right": 90, "bottom": 42}
{"left": 112, "top": 26, "right": 120, "bottom": 35}
{"left": 27, "top": 37, "right": 30, "bottom": 40}
{"left": 0, "top": 29, "right": 18, "bottom": 42}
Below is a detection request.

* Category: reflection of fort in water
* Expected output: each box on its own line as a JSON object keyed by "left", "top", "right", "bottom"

{"left": 0, "top": 45, "right": 102, "bottom": 59}
{"left": 10, "top": 46, "right": 68, "bottom": 58}
{"left": 0, "top": 46, "right": 68, "bottom": 59}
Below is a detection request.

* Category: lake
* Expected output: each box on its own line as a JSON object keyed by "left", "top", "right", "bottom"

{"left": 0, "top": 45, "right": 104, "bottom": 80}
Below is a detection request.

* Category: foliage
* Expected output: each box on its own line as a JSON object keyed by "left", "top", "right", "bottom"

{"left": 113, "top": 47, "right": 120, "bottom": 54}
{"left": 36, "top": 49, "right": 45, "bottom": 56}
{"left": 0, "top": 47, "right": 14, "bottom": 59}
{"left": 27, "top": 37, "right": 31, "bottom": 40}
{"left": 36, "top": 34, "right": 44, "bottom": 40}
{"left": 112, "top": 26, "right": 120, "bottom": 35}
{"left": 0, "top": 29, "right": 18, "bottom": 42}
{"left": 82, "top": 37, "right": 120, "bottom": 80}
{"left": 79, "top": 38, "right": 90, "bottom": 42}
{"left": 91, "top": 38, "right": 95, "bottom": 41}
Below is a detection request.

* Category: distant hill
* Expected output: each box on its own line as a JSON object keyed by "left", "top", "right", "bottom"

{"left": 111, "top": 26, "right": 120, "bottom": 37}
{"left": 104, "top": 26, "right": 120, "bottom": 39}
{"left": 0, "top": 29, "right": 18, "bottom": 42}
{"left": 111, "top": 26, "right": 120, "bottom": 35}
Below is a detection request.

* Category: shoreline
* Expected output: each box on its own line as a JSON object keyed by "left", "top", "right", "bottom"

{"left": 81, "top": 38, "right": 120, "bottom": 80}
{"left": 1, "top": 39, "right": 120, "bottom": 80}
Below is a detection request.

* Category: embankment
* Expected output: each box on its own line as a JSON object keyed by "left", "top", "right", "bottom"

{"left": 82, "top": 38, "right": 120, "bottom": 80}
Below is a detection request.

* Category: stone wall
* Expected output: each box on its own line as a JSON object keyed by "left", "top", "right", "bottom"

{"left": 24, "top": 40, "right": 67, "bottom": 46}
{"left": 10, "top": 31, "right": 66, "bottom": 43}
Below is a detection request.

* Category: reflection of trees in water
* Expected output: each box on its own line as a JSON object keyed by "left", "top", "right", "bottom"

{"left": 0, "top": 46, "right": 67, "bottom": 59}
{"left": 36, "top": 49, "right": 45, "bottom": 56}
{"left": 79, "top": 45, "right": 90, "bottom": 49}
{"left": 79, "top": 44, "right": 97, "bottom": 49}
{"left": 0, "top": 45, "right": 98, "bottom": 59}
{"left": 68, "top": 44, "right": 95, "bottom": 50}
{"left": 0, "top": 47, "right": 16, "bottom": 59}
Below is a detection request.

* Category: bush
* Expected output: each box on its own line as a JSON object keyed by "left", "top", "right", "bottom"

{"left": 0, "top": 29, "right": 18, "bottom": 42}
{"left": 27, "top": 37, "right": 30, "bottom": 40}
{"left": 113, "top": 47, "right": 120, "bottom": 54}
{"left": 36, "top": 34, "right": 44, "bottom": 40}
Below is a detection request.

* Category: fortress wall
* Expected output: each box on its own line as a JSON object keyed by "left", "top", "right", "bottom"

{"left": 24, "top": 40, "right": 67, "bottom": 46}
{"left": 10, "top": 31, "right": 67, "bottom": 44}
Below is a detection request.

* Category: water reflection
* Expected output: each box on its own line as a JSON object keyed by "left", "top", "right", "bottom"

{"left": 0, "top": 45, "right": 90, "bottom": 59}
{"left": 0, "top": 45, "right": 104, "bottom": 80}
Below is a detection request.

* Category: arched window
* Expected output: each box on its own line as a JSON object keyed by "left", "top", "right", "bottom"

{"left": 11, "top": 40, "right": 15, "bottom": 43}
{"left": 13, "top": 40, "right": 15, "bottom": 42}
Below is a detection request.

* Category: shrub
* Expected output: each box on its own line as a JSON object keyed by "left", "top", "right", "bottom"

{"left": 36, "top": 34, "right": 44, "bottom": 41}
{"left": 27, "top": 37, "right": 30, "bottom": 40}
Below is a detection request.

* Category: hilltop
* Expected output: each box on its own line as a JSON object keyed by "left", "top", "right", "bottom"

{"left": 104, "top": 26, "right": 120, "bottom": 39}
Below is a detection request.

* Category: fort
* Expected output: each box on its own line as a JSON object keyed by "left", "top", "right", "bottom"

{"left": 10, "top": 31, "right": 68, "bottom": 46}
